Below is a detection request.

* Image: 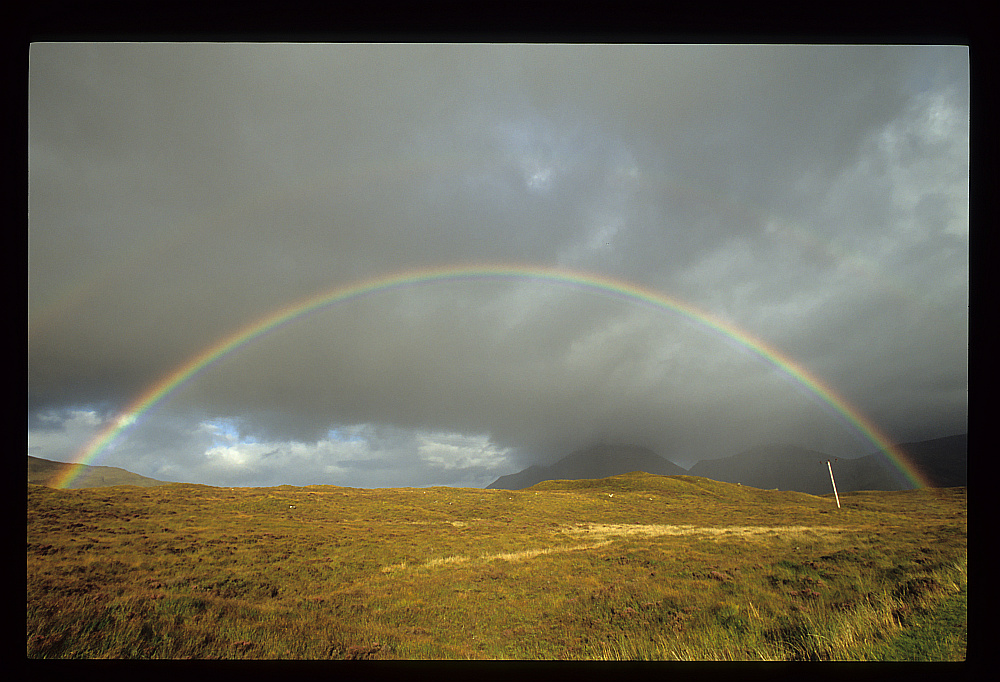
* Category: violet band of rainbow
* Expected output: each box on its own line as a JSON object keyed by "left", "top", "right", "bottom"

{"left": 53, "top": 264, "right": 931, "bottom": 490}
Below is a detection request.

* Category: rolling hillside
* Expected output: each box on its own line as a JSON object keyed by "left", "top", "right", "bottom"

{"left": 28, "top": 455, "right": 171, "bottom": 489}
{"left": 27, "top": 473, "right": 967, "bottom": 659}
{"left": 486, "top": 444, "right": 687, "bottom": 490}
{"left": 488, "top": 435, "right": 967, "bottom": 494}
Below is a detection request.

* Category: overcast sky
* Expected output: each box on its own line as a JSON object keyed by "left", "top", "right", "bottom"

{"left": 28, "top": 43, "right": 968, "bottom": 489}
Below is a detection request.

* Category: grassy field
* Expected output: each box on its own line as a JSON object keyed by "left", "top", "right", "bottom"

{"left": 26, "top": 473, "right": 967, "bottom": 660}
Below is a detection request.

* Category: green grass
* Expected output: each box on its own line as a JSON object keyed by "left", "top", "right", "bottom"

{"left": 27, "top": 474, "right": 967, "bottom": 660}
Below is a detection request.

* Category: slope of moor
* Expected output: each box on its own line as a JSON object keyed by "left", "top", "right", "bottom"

{"left": 27, "top": 473, "right": 967, "bottom": 660}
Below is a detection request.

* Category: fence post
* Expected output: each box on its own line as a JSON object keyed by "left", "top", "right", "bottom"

{"left": 826, "top": 459, "right": 841, "bottom": 509}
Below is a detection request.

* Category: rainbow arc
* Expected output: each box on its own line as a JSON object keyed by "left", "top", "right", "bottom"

{"left": 53, "top": 264, "right": 931, "bottom": 490}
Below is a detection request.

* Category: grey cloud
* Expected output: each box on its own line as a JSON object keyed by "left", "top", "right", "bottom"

{"left": 28, "top": 44, "right": 968, "bottom": 487}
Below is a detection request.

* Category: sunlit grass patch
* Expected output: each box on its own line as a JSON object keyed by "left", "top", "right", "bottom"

{"left": 482, "top": 541, "right": 613, "bottom": 564}
{"left": 562, "top": 523, "right": 848, "bottom": 542}
{"left": 424, "top": 554, "right": 470, "bottom": 567}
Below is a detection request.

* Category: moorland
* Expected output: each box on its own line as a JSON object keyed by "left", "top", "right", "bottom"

{"left": 27, "top": 473, "right": 966, "bottom": 660}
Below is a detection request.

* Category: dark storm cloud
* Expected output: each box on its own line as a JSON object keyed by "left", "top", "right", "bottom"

{"left": 28, "top": 44, "right": 968, "bottom": 486}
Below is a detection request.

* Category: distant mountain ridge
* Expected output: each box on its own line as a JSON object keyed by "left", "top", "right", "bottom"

{"left": 892, "top": 434, "right": 967, "bottom": 488}
{"left": 29, "top": 433, "right": 966, "bottom": 492}
{"left": 486, "top": 435, "right": 967, "bottom": 493}
{"left": 688, "top": 435, "right": 967, "bottom": 494}
{"left": 28, "top": 456, "right": 171, "bottom": 489}
{"left": 486, "top": 444, "right": 687, "bottom": 490}
{"left": 686, "top": 444, "right": 901, "bottom": 495}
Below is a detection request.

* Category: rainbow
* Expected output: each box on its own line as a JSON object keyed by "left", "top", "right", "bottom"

{"left": 53, "top": 263, "right": 931, "bottom": 490}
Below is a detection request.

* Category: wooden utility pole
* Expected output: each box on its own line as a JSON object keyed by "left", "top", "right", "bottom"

{"left": 826, "top": 459, "right": 841, "bottom": 509}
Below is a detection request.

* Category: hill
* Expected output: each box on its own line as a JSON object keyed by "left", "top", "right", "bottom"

{"left": 27, "top": 474, "right": 967, "bottom": 660}
{"left": 28, "top": 455, "right": 171, "bottom": 489}
{"left": 486, "top": 443, "right": 687, "bottom": 490}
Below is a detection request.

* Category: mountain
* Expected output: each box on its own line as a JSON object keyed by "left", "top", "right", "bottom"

{"left": 893, "top": 434, "right": 967, "bottom": 488}
{"left": 686, "top": 444, "right": 861, "bottom": 495}
{"left": 28, "top": 456, "right": 171, "bottom": 489}
{"left": 827, "top": 452, "right": 912, "bottom": 493}
{"left": 486, "top": 444, "right": 687, "bottom": 490}
{"left": 685, "top": 435, "right": 968, "bottom": 494}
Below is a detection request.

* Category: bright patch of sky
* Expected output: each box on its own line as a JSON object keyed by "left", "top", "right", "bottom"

{"left": 112, "top": 419, "right": 519, "bottom": 488}
{"left": 327, "top": 426, "right": 367, "bottom": 443}
{"left": 417, "top": 432, "right": 511, "bottom": 470}
{"left": 27, "top": 408, "right": 103, "bottom": 461}
{"left": 493, "top": 114, "right": 577, "bottom": 197}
